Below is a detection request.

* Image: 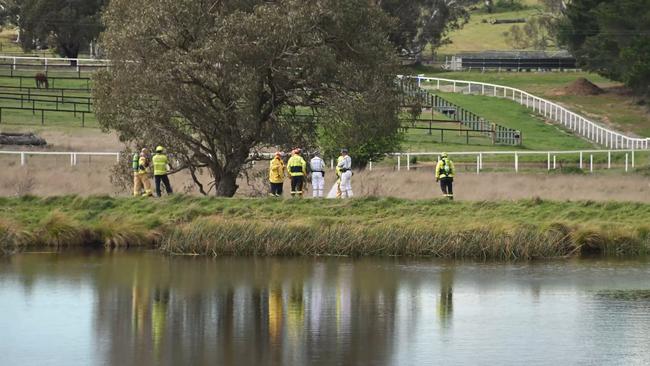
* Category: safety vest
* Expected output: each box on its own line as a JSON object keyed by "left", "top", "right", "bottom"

{"left": 132, "top": 153, "right": 139, "bottom": 172}
{"left": 437, "top": 158, "right": 454, "bottom": 178}
{"left": 152, "top": 154, "right": 169, "bottom": 176}
{"left": 287, "top": 155, "right": 306, "bottom": 177}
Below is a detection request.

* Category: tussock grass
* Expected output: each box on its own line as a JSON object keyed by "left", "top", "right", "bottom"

{"left": 1, "top": 195, "right": 649, "bottom": 260}
{"left": 159, "top": 217, "right": 647, "bottom": 260}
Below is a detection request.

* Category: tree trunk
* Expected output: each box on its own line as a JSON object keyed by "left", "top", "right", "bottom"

{"left": 215, "top": 170, "right": 239, "bottom": 197}
{"left": 59, "top": 42, "right": 79, "bottom": 66}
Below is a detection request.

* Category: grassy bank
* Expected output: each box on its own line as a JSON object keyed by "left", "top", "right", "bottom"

{"left": 1, "top": 195, "right": 649, "bottom": 260}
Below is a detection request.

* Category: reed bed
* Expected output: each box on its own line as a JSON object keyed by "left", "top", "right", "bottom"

{"left": 0, "top": 195, "right": 648, "bottom": 260}
{"left": 158, "top": 218, "right": 649, "bottom": 260}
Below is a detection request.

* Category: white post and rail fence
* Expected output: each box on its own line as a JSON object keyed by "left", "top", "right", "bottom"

{"left": 411, "top": 75, "right": 650, "bottom": 150}
{"left": 0, "top": 149, "right": 644, "bottom": 174}
{"left": 0, "top": 56, "right": 646, "bottom": 151}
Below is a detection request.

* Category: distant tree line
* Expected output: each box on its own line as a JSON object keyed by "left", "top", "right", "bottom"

{"left": 0, "top": 0, "right": 107, "bottom": 62}
{"left": 558, "top": 0, "right": 650, "bottom": 96}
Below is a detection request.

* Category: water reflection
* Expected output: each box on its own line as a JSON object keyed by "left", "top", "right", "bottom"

{"left": 1, "top": 252, "right": 650, "bottom": 366}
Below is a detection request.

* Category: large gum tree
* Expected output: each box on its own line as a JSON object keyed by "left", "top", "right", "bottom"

{"left": 94, "top": 0, "right": 401, "bottom": 197}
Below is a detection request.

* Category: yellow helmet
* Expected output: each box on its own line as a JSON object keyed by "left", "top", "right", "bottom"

{"left": 156, "top": 146, "right": 164, "bottom": 153}
{"left": 441, "top": 152, "right": 448, "bottom": 158}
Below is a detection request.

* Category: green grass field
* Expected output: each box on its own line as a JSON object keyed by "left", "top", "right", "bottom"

{"left": 437, "top": 0, "right": 548, "bottom": 55}
{"left": 1, "top": 195, "right": 649, "bottom": 259}
{"left": 418, "top": 70, "right": 650, "bottom": 138}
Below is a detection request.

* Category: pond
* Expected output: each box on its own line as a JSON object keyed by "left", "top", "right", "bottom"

{"left": 1, "top": 251, "right": 650, "bottom": 366}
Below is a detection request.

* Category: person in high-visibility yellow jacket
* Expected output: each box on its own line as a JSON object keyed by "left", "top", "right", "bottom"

{"left": 269, "top": 151, "right": 286, "bottom": 197}
{"left": 287, "top": 149, "right": 307, "bottom": 197}
{"left": 133, "top": 148, "right": 153, "bottom": 197}
{"left": 152, "top": 146, "right": 173, "bottom": 197}
{"left": 435, "top": 152, "right": 455, "bottom": 200}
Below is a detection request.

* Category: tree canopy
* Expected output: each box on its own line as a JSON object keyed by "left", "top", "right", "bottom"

{"left": 378, "top": 0, "right": 470, "bottom": 60}
{"left": 94, "top": 0, "right": 402, "bottom": 197}
{"left": 557, "top": 0, "right": 650, "bottom": 95}
{"left": 0, "top": 0, "right": 106, "bottom": 60}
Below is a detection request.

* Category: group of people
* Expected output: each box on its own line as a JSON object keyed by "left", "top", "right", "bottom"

{"left": 131, "top": 146, "right": 454, "bottom": 200}
{"left": 269, "top": 148, "right": 353, "bottom": 198}
{"left": 132, "top": 146, "right": 174, "bottom": 197}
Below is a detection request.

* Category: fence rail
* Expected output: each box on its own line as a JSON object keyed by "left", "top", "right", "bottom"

{"left": 0, "top": 150, "right": 119, "bottom": 166}
{"left": 400, "top": 79, "right": 522, "bottom": 145}
{"left": 390, "top": 149, "right": 642, "bottom": 173}
{"left": 411, "top": 75, "right": 650, "bottom": 150}
{"left": 0, "top": 149, "right": 643, "bottom": 175}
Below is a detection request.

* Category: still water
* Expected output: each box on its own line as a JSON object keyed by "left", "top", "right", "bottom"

{"left": 1, "top": 251, "right": 650, "bottom": 366}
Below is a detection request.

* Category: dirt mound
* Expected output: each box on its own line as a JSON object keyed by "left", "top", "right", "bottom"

{"left": 564, "top": 78, "right": 604, "bottom": 96}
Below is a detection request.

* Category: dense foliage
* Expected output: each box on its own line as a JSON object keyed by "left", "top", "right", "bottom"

{"left": 95, "top": 0, "right": 402, "bottom": 196}
{"left": 557, "top": 0, "right": 650, "bottom": 95}
{"left": 0, "top": 0, "right": 106, "bottom": 61}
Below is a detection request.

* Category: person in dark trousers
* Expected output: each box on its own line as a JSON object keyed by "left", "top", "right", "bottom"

{"left": 287, "top": 148, "right": 307, "bottom": 197}
{"left": 152, "top": 146, "right": 173, "bottom": 197}
{"left": 269, "top": 151, "right": 286, "bottom": 197}
{"left": 435, "top": 152, "right": 455, "bottom": 200}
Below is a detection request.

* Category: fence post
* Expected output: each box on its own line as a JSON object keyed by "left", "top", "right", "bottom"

{"left": 625, "top": 153, "right": 629, "bottom": 172}
{"left": 369, "top": 160, "right": 373, "bottom": 171}
{"left": 579, "top": 151, "right": 583, "bottom": 169}
{"left": 407, "top": 153, "right": 411, "bottom": 171}
{"left": 20, "top": 152, "right": 25, "bottom": 166}
{"left": 515, "top": 152, "right": 519, "bottom": 173}
{"left": 590, "top": 154, "right": 593, "bottom": 173}
{"left": 607, "top": 151, "right": 611, "bottom": 169}
{"left": 632, "top": 149, "right": 635, "bottom": 168}
{"left": 547, "top": 152, "right": 551, "bottom": 171}
{"left": 116, "top": 153, "right": 120, "bottom": 163}
{"left": 476, "top": 155, "right": 480, "bottom": 174}
{"left": 397, "top": 155, "right": 401, "bottom": 171}
{"left": 553, "top": 155, "right": 556, "bottom": 170}
{"left": 479, "top": 152, "right": 483, "bottom": 169}
{"left": 70, "top": 154, "right": 74, "bottom": 166}
{"left": 330, "top": 159, "right": 334, "bottom": 170}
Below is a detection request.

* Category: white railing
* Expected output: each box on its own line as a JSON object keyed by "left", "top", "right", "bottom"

{"left": 0, "top": 149, "right": 642, "bottom": 174}
{"left": 0, "top": 150, "right": 119, "bottom": 166}
{"left": 413, "top": 76, "right": 650, "bottom": 150}
{"left": 0, "top": 55, "right": 110, "bottom": 73}
{"left": 389, "top": 149, "right": 641, "bottom": 173}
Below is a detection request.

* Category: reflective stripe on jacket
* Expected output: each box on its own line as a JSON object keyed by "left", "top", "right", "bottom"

{"left": 269, "top": 157, "right": 285, "bottom": 183}
{"left": 152, "top": 154, "right": 169, "bottom": 176}
{"left": 435, "top": 158, "right": 455, "bottom": 179}
{"left": 287, "top": 155, "right": 307, "bottom": 177}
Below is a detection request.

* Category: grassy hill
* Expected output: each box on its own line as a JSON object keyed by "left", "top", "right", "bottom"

{"left": 414, "top": 69, "right": 650, "bottom": 139}
{"left": 437, "top": 0, "right": 548, "bottom": 55}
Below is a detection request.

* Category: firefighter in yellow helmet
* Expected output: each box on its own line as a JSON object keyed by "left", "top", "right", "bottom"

{"left": 152, "top": 146, "right": 173, "bottom": 197}
{"left": 435, "top": 152, "right": 455, "bottom": 200}
{"left": 133, "top": 148, "right": 153, "bottom": 197}
{"left": 269, "top": 151, "right": 286, "bottom": 197}
{"left": 287, "top": 148, "right": 307, "bottom": 197}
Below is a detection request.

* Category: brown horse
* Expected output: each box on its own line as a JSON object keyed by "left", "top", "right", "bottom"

{"left": 35, "top": 73, "right": 49, "bottom": 89}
